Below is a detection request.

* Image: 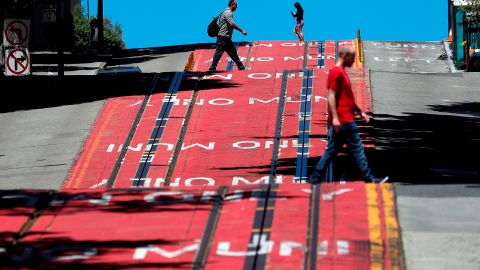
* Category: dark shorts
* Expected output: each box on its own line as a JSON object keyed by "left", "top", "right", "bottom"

{"left": 296, "top": 20, "right": 304, "bottom": 27}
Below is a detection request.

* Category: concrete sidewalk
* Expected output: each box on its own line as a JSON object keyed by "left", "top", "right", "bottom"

{"left": 366, "top": 40, "right": 480, "bottom": 270}
{"left": 30, "top": 51, "right": 109, "bottom": 76}
{"left": 0, "top": 45, "right": 193, "bottom": 190}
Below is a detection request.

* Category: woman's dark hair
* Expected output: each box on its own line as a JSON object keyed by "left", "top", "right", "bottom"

{"left": 229, "top": 0, "right": 236, "bottom": 7}
{"left": 294, "top": 2, "right": 301, "bottom": 8}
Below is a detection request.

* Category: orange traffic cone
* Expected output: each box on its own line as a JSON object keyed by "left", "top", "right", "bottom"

{"left": 448, "top": 28, "right": 453, "bottom": 42}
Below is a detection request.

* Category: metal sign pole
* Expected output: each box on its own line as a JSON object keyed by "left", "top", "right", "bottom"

{"left": 448, "top": 0, "right": 451, "bottom": 33}
{"left": 57, "top": 0, "right": 64, "bottom": 77}
{"left": 98, "top": 0, "right": 104, "bottom": 50}
{"left": 1, "top": 1, "right": 4, "bottom": 74}
{"left": 0, "top": 1, "right": 4, "bottom": 39}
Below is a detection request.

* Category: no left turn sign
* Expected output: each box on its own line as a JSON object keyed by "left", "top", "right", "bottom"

{"left": 5, "top": 47, "right": 30, "bottom": 76}
{"left": 3, "top": 19, "right": 30, "bottom": 47}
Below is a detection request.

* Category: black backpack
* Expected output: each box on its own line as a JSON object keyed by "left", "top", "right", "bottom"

{"left": 207, "top": 10, "right": 226, "bottom": 37}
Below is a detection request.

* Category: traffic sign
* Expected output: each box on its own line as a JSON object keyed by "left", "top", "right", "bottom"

{"left": 5, "top": 47, "right": 30, "bottom": 76}
{"left": 3, "top": 19, "right": 30, "bottom": 47}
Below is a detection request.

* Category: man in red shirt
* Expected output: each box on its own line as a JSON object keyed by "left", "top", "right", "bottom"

{"left": 309, "top": 47, "right": 388, "bottom": 184}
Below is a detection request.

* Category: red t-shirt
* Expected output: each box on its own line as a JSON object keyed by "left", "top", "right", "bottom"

{"left": 327, "top": 66, "right": 355, "bottom": 125}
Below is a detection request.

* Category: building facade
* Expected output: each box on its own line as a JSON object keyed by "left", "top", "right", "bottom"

{"left": 1, "top": 0, "right": 80, "bottom": 50}
{"left": 448, "top": 0, "right": 480, "bottom": 70}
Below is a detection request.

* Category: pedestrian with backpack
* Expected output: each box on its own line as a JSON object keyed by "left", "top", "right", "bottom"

{"left": 208, "top": 0, "right": 247, "bottom": 71}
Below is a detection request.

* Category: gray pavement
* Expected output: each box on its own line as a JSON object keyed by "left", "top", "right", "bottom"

{"left": 103, "top": 45, "right": 206, "bottom": 73}
{"left": 364, "top": 41, "right": 450, "bottom": 73}
{"left": 0, "top": 102, "right": 104, "bottom": 190}
{"left": 397, "top": 188, "right": 480, "bottom": 270}
{"left": 0, "top": 47, "right": 191, "bottom": 191}
{"left": 1, "top": 51, "right": 108, "bottom": 190}
{"left": 32, "top": 61, "right": 106, "bottom": 76}
{"left": 107, "top": 51, "right": 191, "bottom": 73}
{"left": 372, "top": 71, "right": 480, "bottom": 117}
{"left": 367, "top": 41, "right": 480, "bottom": 270}
{"left": 30, "top": 51, "right": 108, "bottom": 76}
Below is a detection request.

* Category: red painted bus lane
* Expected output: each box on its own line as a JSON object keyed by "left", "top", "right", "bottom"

{"left": 112, "top": 86, "right": 194, "bottom": 188}
{"left": 168, "top": 71, "right": 281, "bottom": 188}
{"left": 316, "top": 182, "right": 371, "bottom": 269}
{"left": 325, "top": 41, "right": 337, "bottom": 69}
{"left": 265, "top": 69, "right": 329, "bottom": 269}
{"left": 62, "top": 75, "right": 161, "bottom": 190}
{"left": 62, "top": 96, "right": 146, "bottom": 190}
{"left": 204, "top": 186, "right": 264, "bottom": 270}
{"left": 7, "top": 188, "right": 218, "bottom": 269}
{"left": 193, "top": 43, "right": 249, "bottom": 71}
{"left": 0, "top": 191, "right": 50, "bottom": 253}
{"left": 247, "top": 41, "right": 306, "bottom": 71}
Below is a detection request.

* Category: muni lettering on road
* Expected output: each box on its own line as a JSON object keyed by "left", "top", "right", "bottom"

{"left": 10, "top": 239, "right": 351, "bottom": 262}
{"left": 106, "top": 139, "right": 313, "bottom": 153}
{"left": 372, "top": 42, "right": 438, "bottom": 50}
{"left": 127, "top": 95, "right": 327, "bottom": 107}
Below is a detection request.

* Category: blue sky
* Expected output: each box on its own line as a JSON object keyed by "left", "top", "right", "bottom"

{"left": 82, "top": 0, "right": 448, "bottom": 49}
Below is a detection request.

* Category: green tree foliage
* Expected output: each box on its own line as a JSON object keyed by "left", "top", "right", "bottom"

{"left": 459, "top": 0, "right": 480, "bottom": 24}
{"left": 73, "top": 5, "right": 91, "bottom": 48}
{"left": 73, "top": 5, "right": 126, "bottom": 50}
{"left": 104, "top": 18, "right": 126, "bottom": 50}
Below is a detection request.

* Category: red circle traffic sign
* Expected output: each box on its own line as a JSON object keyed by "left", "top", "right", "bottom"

{"left": 4, "top": 20, "right": 29, "bottom": 46}
{"left": 6, "top": 48, "right": 29, "bottom": 75}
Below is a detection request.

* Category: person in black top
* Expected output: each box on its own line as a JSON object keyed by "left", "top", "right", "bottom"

{"left": 291, "top": 2, "right": 304, "bottom": 42}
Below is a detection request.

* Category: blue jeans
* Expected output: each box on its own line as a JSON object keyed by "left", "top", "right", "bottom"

{"left": 209, "top": 36, "right": 244, "bottom": 70}
{"left": 312, "top": 121, "right": 373, "bottom": 180}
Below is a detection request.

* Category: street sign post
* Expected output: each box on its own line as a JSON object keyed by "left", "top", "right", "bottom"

{"left": 5, "top": 47, "right": 30, "bottom": 76}
{"left": 2, "top": 19, "right": 31, "bottom": 76}
{"left": 3, "top": 19, "right": 30, "bottom": 47}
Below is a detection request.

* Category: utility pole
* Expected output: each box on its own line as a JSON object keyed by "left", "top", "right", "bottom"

{"left": 448, "top": 0, "right": 451, "bottom": 32}
{"left": 0, "top": 1, "right": 4, "bottom": 45}
{"left": 98, "top": 0, "right": 104, "bottom": 50}
{"left": 87, "top": 0, "right": 90, "bottom": 19}
{"left": 57, "top": 0, "right": 64, "bottom": 77}
{"left": 448, "top": 0, "right": 455, "bottom": 36}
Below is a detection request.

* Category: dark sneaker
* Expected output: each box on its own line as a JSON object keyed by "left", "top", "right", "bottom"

{"left": 369, "top": 176, "right": 389, "bottom": 184}
{"left": 238, "top": 66, "right": 246, "bottom": 70}
{"left": 308, "top": 171, "right": 325, "bottom": 185}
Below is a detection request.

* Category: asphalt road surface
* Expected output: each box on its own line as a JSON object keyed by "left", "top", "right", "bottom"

{"left": 367, "top": 41, "right": 480, "bottom": 270}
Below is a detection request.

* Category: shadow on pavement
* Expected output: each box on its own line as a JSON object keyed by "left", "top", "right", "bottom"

{"left": 107, "top": 42, "right": 248, "bottom": 67}
{"left": 372, "top": 102, "right": 480, "bottom": 184}
{"left": 0, "top": 187, "right": 294, "bottom": 269}
{"left": 4, "top": 237, "right": 191, "bottom": 270}
{"left": 0, "top": 189, "right": 209, "bottom": 269}
{"left": 0, "top": 73, "right": 241, "bottom": 113}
